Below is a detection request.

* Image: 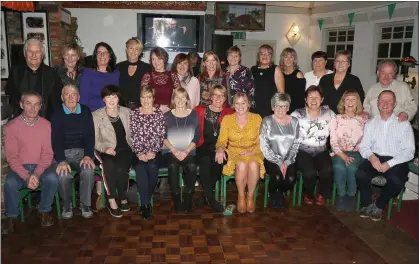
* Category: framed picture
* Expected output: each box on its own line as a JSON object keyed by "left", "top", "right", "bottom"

{"left": 21, "top": 11, "right": 51, "bottom": 65}
{"left": 215, "top": 3, "right": 266, "bottom": 31}
{"left": 1, "top": 11, "right": 10, "bottom": 79}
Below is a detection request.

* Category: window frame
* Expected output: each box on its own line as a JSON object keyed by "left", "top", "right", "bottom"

{"left": 324, "top": 27, "right": 356, "bottom": 72}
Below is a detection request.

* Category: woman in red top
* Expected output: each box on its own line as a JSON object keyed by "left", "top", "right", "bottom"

{"left": 141, "top": 47, "right": 181, "bottom": 113}
{"left": 194, "top": 84, "right": 233, "bottom": 212}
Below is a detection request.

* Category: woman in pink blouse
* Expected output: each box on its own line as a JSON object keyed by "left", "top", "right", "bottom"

{"left": 130, "top": 86, "right": 166, "bottom": 220}
{"left": 330, "top": 89, "right": 366, "bottom": 212}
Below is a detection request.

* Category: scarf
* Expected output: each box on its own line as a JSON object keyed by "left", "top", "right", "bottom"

{"left": 178, "top": 73, "right": 192, "bottom": 88}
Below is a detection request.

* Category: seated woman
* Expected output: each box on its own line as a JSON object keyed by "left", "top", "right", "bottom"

{"left": 194, "top": 84, "right": 234, "bottom": 212}
{"left": 130, "top": 86, "right": 165, "bottom": 220}
{"left": 215, "top": 93, "right": 265, "bottom": 213}
{"left": 330, "top": 89, "right": 366, "bottom": 211}
{"left": 260, "top": 93, "right": 300, "bottom": 213}
{"left": 291, "top": 85, "right": 335, "bottom": 205}
{"left": 93, "top": 85, "right": 133, "bottom": 218}
{"left": 163, "top": 87, "right": 200, "bottom": 212}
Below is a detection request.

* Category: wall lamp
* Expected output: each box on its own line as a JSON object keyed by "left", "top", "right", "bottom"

{"left": 286, "top": 23, "right": 301, "bottom": 46}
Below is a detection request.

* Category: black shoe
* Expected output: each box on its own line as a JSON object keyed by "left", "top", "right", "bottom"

{"left": 173, "top": 193, "right": 184, "bottom": 213}
{"left": 335, "top": 196, "right": 346, "bottom": 212}
{"left": 4, "top": 217, "right": 17, "bottom": 234}
{"left": 184, "top": 192, "right": 194, "bottom": 212}
{"left": 140, "top": 204, "right": 152, "bottom": 220}
{"left": 207, "top": 198, "right": 224, "bottom": 213}
{"left": 107, "top": 205, "right": 123, "bottom": 218}
{"left": 194, "top": 194, "right": 205, "bottom": 208}
{"left": 120, "top": 203, "right": 130, "bottom": 212}
{"left": 344, "top": 196, "right": 355, "bottom": 212}
{"left": 276, "top": 192, "right": 285, "bottom": 208}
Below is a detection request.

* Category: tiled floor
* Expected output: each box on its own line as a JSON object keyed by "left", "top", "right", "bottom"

{"left": 1, "top": 190, "right": 418, "bottom": 264}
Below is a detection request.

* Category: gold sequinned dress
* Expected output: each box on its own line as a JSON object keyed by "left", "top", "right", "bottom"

{"left": 215, "top": 112, "right": 265, "bottom": 178}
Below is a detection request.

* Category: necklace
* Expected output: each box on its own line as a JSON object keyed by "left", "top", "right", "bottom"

{"left": 20, "top": 115, "right": 40, "bottom": 127}
{"left": 207, "top": 106, "right": 222, "bottom": 136}
{"left": 108, "top": 114, "right": 120, "bottom": 123}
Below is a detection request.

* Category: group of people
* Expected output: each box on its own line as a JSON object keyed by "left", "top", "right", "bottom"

{"left": 3, "top": 36, "right": 416, "bottom": 233}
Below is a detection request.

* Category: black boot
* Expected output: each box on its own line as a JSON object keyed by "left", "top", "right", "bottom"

{"left": 173, "top": 193, "right": 184, "bottom": 213}
{"left": 140, "top": 204, "right": 152, "bottom": 220}
{"left": 184, "top": 191, "right": 194, "bottom": 212}
{"left": 207, "top": 197, "right": 224, "bottom": 213}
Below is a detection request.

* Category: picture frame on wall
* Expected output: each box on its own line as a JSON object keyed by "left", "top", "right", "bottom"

{"left": 21, "top": 11, "right": 50, "bottom": 65}
{"left": 215, "top": 2, "right": 266, "bottom": 31}
{"left": 1, "top": 11, "right": 10, "bottom": 79}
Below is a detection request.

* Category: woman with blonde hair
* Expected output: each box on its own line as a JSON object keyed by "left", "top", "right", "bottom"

{"left": 117, "top": 38, "right": 152, "bottom": 109}
{"left": 251, "top": 44, "right": 285, "bottom": 118}
{"left": 55, "top": 43, "right": 83, "bottom": 88}
{"left": 279, "top": 47, "right": 306, "bottom": 113}
{"left": 199, "top": 51, "right": 228, "bottom": 105}
{"left": 163, "top": 87, "right": 200, "bottom": 212}
{"left": 215, "top": 92, "right": 264, "bottom": 213}
{"left": 330, "top": 89, "right": 366, "bottom": 211}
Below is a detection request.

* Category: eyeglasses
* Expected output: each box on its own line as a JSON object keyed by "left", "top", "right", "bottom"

{"left": 97, "top": 51, "right": 110, "bottom": 57}
{"left": 335, "top": 60, "right": 349, "bottom": 64}
{"left": 274, "top": 105, "right": 289, "bottom": 109}
{"left": 212, "top": 94, "right": 225, "bottom": 99}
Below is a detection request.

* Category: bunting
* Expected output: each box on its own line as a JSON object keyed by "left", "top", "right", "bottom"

{"left": 388, "top": 3, "right": 396, "bottom": 19}
{"left": 348, "top": 12, "right": 355, "bottom": 26}
{"left": 318, "top": 19, "right": 324, "bottom": 31}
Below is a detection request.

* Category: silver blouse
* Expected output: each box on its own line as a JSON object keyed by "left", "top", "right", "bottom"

{"left": 260, "top": 115, "right": 300, "bottom": 166}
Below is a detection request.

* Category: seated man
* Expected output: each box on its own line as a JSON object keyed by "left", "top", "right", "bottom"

{"left": 4, "top": 91, "right": 59, "bottom": 232}
{"left": 51, "top": 84, "right": 95, "bottom": 219}
{"left": 356, "top": 90, "right": 415, "bottom": 221}
{"left": 363, "top": 59, "right": 417, "bottom": 122}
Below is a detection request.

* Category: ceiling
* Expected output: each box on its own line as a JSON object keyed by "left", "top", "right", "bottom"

{"left": 264, "top": 1, "right": 339, "bottom": 8}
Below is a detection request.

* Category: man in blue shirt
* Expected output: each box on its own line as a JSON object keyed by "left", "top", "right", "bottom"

{"left": 356, "top": 90, "right": 415, "bottom": 221}
{"left": 51, "top": 84, "right": 96, "bottom": 219}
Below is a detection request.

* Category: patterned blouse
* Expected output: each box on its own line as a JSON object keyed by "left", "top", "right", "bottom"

{"left": 330, "top": 114, "right": 365, "bottom": 155}
{"left": 226, "top": 65, "right": 256, "bottom": 108}
{"left": 290, "top": 106, "right": 336, "bottom": 156}
{"left": 55, "top": 65, "right": 83, "bottom": 89}
{"left": 199, "top": 75, "right": 228, "bottom": 105}
{"left": 141, "top": 71, "right": 181, "bottom": 106}
{"left": 129, "top": 107, "right": 166, "bottom": 155}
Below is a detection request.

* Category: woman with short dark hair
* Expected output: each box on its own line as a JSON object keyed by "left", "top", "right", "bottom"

{"left": 141, "top": 47, "right": 181, "bottom": 114}
{"left": 80, "top": 42, "right": 119, "bottom": 112}
{"left": 304, "top": 51, "right": 333, "bottom": 89}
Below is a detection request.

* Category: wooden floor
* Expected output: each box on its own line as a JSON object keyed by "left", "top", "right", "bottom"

{"left": 1, "top": 189, "right": 418, "bottom": 264}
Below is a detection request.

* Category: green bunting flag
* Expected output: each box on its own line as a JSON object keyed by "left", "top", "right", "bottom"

{"left": 348, "top": 12, "right": 355, "bottom": 26}
{"left": 388, "top": 3, "right": 396, "bottom": 19}
{"left": 318, "top": 19, "right": 324, "bottom": 31}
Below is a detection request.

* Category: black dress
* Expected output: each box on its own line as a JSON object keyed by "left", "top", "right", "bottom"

{"left": 284, "top": 69, "right": 306, "bottom": 113}
{"left": 251, "top": 64, "right": 278, "bottom": 118}
{"left": 319, "top": 72, "right": 364, "bottom": 114}
{"left": 116, "top": 60, "right": 152, "bottom": 108}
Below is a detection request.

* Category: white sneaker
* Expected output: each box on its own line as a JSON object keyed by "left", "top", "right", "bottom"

{"left": 61, "top": 207, "right": 73, "bottom": 219}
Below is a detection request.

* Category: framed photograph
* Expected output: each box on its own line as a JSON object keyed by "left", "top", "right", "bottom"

{"left": 21, "top": 11, "right": 51, "bottom": 65}
{"left": 1, "top": 11, "right": 10, "bottom": 79}
{"left": 215, "top": 3, "right": 266, "bottom": 31}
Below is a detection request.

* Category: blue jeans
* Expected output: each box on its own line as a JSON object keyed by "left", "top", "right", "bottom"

{"left": 4, "top": 164, "right": 59, "bottom": 217}
{"left": 332, "top": 151, "right": 362, "bottom": 197}
{"left": 134, "top": 157, "right": 159, "bottom": 205}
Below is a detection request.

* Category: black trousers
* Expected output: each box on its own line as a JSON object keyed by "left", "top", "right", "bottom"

{"left": 196, "top": 147, "right": 223, "bottom": 199}
{"left": 264, "top": 159, "right": 297, "bottom": 194}
{"left": 167, "top": 154, "right": 197, "bottom": 194}
{"left": 356, "top": 154, "right": 408, "bottom": 209}
{"left": 99, "top": 150, "right": 133, "bottom": 200}
{"left": 296, "top": 150, "right": 333, "bottom": 198}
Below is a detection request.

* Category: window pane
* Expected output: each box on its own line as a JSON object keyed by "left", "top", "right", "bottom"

{"left": 329, "top": 36, "right": 337, "bottom": 42}
{"left": 382, "top": 27, "right": 392, "bottom": 34}
{"left": 390, "top": 43, "right": 402, "bottom": 58}
{"left": 348, "top": 30, "right": 355, "bottom": 36}
{"left": 405, "top": 31, "right": 413, "bottom": 38}
{"left": 381, "top": 33, "right": 391, "bottom": 40}
{"left": 326, "top": 45, "right": 335, "bottom": 58}
{"left": 406, "top": 25, "right": 413, "bottom": 31}
{"left": 329, "top": 31, "right": 337, "bottom": 36}
{"left": 326, "top": 59, "right": 334, "bottom": 71}
{"left": 337, "top": 45, "right": 345, "bottom": 51}
{"left": 377, "top": 43, "right": 389, "bottom": 58}
{"left": 347, "top": 35, "right": 354, "bottom": 41}
{"left": 393, "top": 32, "right": 403, "bottom": 39}
{"left": 338, "top": 31, "right": 346, "bottom": 36}
{"left": 338, "top": 36, "right": 346, "bottom": 42}
{"left": 346, "top": 45, "right": 354, "bottom": 54}
{"left": 403, "top": 42, "right": 411, "bottom": 57}
{"left": 394, "top": 26, "right": 404, "bottom": 32}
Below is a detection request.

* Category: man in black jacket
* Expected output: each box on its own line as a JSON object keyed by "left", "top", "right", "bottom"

{"left": 5, "top": 38, "right": 62, "bottom": 120}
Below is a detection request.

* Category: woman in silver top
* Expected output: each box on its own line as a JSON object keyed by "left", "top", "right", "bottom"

{"left": 260, "top": 93, "right": 300, "bottom": 212}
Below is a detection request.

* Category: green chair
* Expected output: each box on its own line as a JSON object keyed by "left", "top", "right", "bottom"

{"left": 297, "top": 173, "right": 333, "bottom": 206}
{"left": 18, "top": 187, "right": 61, "bottom": 222}
{"left": 355, "top": 175, "right": 405, "bottom": 220}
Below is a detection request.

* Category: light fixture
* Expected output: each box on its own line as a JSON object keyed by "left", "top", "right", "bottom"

{"left": 286, "top": 23, "right": 301, "bottom": 46}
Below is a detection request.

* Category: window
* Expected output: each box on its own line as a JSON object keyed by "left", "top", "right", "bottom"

{"left": 376, "top": 23, "right": 413, "bottom": 74}
{"left": 325, "top": 28, "right": 355, "bottom": 72}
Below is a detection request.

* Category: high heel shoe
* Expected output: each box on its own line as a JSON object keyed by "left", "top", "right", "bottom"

{"left": 246, "top": 195, "right": 255, "bottom": 213}
{"left": 237, "top": 195, "right": 246, "bottom": 213}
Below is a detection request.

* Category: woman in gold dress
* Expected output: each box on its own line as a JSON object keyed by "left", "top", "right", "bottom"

{"left": 215, "top": 92, "right": 265, "bottom": 213}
